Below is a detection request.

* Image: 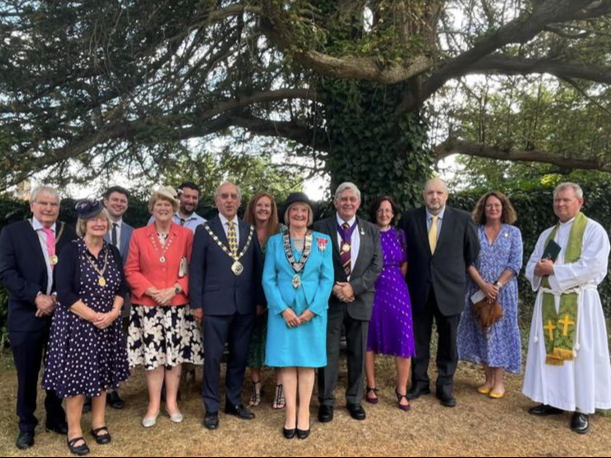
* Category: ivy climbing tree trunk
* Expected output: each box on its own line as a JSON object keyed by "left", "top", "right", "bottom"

{"left": 321, "top": 79, "right": 432, "bottom": 211}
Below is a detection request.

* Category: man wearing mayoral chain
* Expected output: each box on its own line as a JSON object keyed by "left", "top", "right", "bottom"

{"left": 190, "top": 182, "right": 264, "bottom": 430}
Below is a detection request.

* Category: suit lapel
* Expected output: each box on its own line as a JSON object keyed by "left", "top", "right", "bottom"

{"left": 119, "top": 223, "right": 130, "bottom": 257}
{"left": 238, "top": 219, "right": 250, "bottom": 252}
{"left": 352, "top": 218, "right": 367, "bottom": 275}
{"left": 24, "top": 221, "right": 49, "bottom": 285}
{"left": 327, "top": 217, "right": 343, "bottom": 266}
{"left": 435, "top": 207, "right": 453, "bottom": 253}
{"left": 416, "top": 207, "right": 430, "bottom": 253}
{"left": 210, "top": 216, "right": 230, "bottom": 248}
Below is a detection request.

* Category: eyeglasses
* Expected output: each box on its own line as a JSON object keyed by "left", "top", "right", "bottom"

{"left": 219, "top": 193, "right": 239, "bottom": 200}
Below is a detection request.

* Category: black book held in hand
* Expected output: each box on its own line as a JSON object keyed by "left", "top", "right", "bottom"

{"left": 542, "top": 239, "right": 562, "bottom": 262}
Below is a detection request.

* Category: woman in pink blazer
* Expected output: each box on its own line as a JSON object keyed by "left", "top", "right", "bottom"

{"left": 125, "top": 186, "right": 203, "bottom": 428}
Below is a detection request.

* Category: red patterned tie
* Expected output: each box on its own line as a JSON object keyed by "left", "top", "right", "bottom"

{"left": 340, "top": 222, "right": 351, "bottom": 277}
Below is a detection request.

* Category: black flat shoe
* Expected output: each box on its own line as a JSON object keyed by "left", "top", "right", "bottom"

{"left": 283, "top": 427, "right": 296, "bottom": 439}
{"left": 67, "top": 437, "right": 90, "bottom": 456}
{"left": 91, "top": 426, "right": 111, "bottom": 445}
{"left": 225, "top": 404, "right": 255, "bottom": 420}
{"left": 45, "top": 421, "right": 68, "bottom": 435}
{"left": 318, "top": 405, "right": 334, "bottom": 423}
{"left": 204, "top": 412, "right": 219, "bottom": 430}
{"left": 346, "top": 403, "right": 366, "bottom": 420}
{"left": 296, "top": 428, "right": 310, "bottom": 440}
{"left": 107, "top": 391, "right": 125, "bottom": 410}
{"left": 16, "top": 431, "right": 34, "bottom": 450}
{"left": 570, "top": 412, "right": 589, "bottom": 434}
{"left": 528, "top": 404, "right": 563, "bottom": 416}
{"left": 436, "top": 392, "right": 456, "bottom": 408}
{"left": 407, "top": 385, "right": 431, "bottom": 400}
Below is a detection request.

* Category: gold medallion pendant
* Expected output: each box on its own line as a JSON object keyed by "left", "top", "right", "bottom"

{"left": 98, "top": 277, "right": 107, "bottom": 287}
{"left": 341, "top": 243, "right": 351, "bottom": 253}
{"left": 231, "top": 261, "right": 244, "bottom": 276}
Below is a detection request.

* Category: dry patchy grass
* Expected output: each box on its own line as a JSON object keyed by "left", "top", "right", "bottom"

{"left": 0, "top": 354, "right": 609, "bottom": 457}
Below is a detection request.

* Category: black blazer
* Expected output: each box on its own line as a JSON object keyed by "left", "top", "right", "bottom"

{"left": 0, "top": 220, "right": 77, "bottom": 332}
{"left": 189, "top": 215, "right": 263, "bottom": 316}
{"left": 313, "top": 216, "right": 383, "bottom": 321}
{"left": 400, "top": 206, "right": 480, "bottom": 316}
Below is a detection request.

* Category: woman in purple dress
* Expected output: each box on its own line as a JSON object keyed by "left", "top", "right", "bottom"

{"left": 365, "top": 196, "right": 415, "bottom": 411}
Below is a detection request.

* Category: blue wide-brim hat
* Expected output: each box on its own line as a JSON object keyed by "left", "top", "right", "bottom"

{"left": 75, "top": 199, "right": 104, "bottom": 219}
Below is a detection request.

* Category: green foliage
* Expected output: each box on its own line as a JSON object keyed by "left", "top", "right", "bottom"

{"left": 321, "top": 78, "right": 432, "bottom": 210}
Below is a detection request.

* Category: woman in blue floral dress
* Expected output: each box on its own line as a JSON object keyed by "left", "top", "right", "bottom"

{"left": 458, "top": 191, "right": 523, "bottom": 399}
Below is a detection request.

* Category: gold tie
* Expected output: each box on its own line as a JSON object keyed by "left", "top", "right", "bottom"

{"left": 428, "top": 215, "right": 438, "bottom": 254}
{"left": 227, "top": 221, "right": 238, "bottom": 257}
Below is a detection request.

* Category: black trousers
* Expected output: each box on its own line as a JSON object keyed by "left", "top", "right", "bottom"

{"left": 411, "top": 288, "right": 460, "bottom": 394}
{"left": 201, "top": 313, "right": 255, "bottom": 413}
{"left": 10, "top": 329, "right": 65, "bottom": 433}
{"left": 318, "top": 302, "right": 369, "bottom": 406}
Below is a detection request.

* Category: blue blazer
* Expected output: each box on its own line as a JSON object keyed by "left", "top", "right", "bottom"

{"left": 104, "top": 221, "right": 134, "bottom": 264}
{"left": 189, "top": 215, "right": 263, "bottom": 316}
{"left": 0, "top": 220, "right": 77, "bottom": 332}
{"left": 263, "top": 231, "right": 334, "bottom": 317}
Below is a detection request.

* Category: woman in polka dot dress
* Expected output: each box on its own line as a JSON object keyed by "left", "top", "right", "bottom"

{"left": 43, "top": 199, "right": 129, "bottom": 456}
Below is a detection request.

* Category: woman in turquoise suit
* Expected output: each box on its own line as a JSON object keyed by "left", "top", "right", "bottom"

{"left": 263, "top": 192, "right": 333, "bottom": 440}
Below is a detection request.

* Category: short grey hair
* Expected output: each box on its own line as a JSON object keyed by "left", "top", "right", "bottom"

{"left": 30, "top": 186, "right": 61, "bottom": 204}
{"left": 554, "top": 182, "right": 583, "bottom": 199}
{"left": 214, "top": 181, "right": 242, "bottom": 201}
{"left": 334, "top": 182, "right": 361, "bottom": 201}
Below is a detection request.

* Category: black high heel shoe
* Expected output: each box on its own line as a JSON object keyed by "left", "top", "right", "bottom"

{"left": 296, "top": 428, "right": 310, "bottom": 440}
{"left": 283, "top": 427, "right": 296, "bottom": 439}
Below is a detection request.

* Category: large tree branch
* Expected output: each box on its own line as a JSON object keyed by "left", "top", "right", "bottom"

{"left": 259, "top": 3, "right": 433, "bottom": 84}
{"left": 468, "top": 55, "right": 611, "bottom": 84}
{"left": 231, "top": 116, "right": 329, "bottom": 152}
{"left": 198, "top": 88, "right": 325, "bottom": 120}
{"left": 434, "top": 137, "right": 611, "bottom": 173}
{"left": 403, "top": 0, "right": 604, "bottom": 111}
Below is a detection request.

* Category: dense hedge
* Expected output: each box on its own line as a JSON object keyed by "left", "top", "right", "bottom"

{"left": 1, "top": 184, "right": 610, "bottom": 346}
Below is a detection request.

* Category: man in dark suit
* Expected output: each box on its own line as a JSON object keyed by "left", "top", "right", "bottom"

{"left": 400, "top": 178, "right": 480, "bottom": 408}
{"left": 101, "top": 185, "right": 134, "bottom": 410}
{"left": 314, "top": 182, "right": 383, "bottom": 423}
{"left": 0, "top": 186, "right": 77, "bottom": 450}
{"left": 190, "top": 182, "right": 263, "bottom": 430}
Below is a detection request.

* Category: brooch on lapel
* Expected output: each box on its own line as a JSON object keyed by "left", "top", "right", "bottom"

{"left": 317, "top": 237, "right": 328, "bottom": 251}
{"left": 360, "top": 228, "right": 365, "bottom": 236}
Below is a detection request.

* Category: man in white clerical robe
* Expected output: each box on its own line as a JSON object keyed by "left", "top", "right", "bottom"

{"left": 524, "top": 182, "right": 611, "bottom": 435}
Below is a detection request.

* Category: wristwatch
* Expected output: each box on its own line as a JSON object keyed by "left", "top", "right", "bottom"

{"left": 494, "top": 281, "right": 503, "bottom": 288}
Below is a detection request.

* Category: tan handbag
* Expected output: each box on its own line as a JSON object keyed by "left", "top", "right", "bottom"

{"left": 472, "top": 298, "right": 503, "bottom": 330}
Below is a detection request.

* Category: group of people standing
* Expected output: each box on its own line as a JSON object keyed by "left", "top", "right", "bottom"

{"left": 0, "top": 178, "right": 610, "bottom": 455}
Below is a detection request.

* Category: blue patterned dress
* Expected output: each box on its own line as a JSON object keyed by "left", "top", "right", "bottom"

{"left": 457, "top": 224, "right": 523, "bottom": 373}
